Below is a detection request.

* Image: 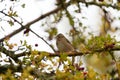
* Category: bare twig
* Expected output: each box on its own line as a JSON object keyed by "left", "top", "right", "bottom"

{"left": 29, "top": 29, "right": 56, "bottom": 52}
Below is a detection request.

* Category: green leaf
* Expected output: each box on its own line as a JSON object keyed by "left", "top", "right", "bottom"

{"left": 35, "top": 51, "right": 49, "bottom": 62}
{"left": 60, "top": 53, "right": 68, "bottom": 61}
{"left": 13, "top": 11, "right": 18, "bottom": 17}
{"left": 21, "top": 4, "right": 25, "bottom": 8}
{"left": 45, "top": 27, "right": 57, "bottom": 40}
{"left": 8, "top": 20, "right": 14, "bottom": 26}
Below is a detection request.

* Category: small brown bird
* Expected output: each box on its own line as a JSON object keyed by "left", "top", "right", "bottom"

{"left": 56, "top": 33, "right": 75, "bottom": 65}
{"left": 56, "top": 33, "right": 74, "bottom": 52}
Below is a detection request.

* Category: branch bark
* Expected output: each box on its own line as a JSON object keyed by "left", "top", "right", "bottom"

{"left": 0, "top": 5, "right": 63, "bottom": 42}
{"left": 0, "top": 43, "right": 120, "bottom": 63}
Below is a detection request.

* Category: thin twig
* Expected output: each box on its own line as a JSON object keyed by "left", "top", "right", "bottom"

{"left": 0, "top": 10, "right": 23, "bottom": 27}
{"left": 29, "top": 29, "right": 56, "bottom": 52}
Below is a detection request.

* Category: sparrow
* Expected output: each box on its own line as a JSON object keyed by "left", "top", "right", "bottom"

{"left": 56, "top": 33, "right": 75, "bottom": 65}
{"left": 56, "top": 33, "right": 74, "bottom": 53}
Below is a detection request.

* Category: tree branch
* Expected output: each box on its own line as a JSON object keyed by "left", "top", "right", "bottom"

{"left": 0, "top": 44, "right": 120, "bottom": 73}
{"left": 78, "top": 0, "right": 120, "bottom": 9}
{"left": 15, "top": 44, "right": 120, "bottom": 58}
{"left": 0, "top": 5, "right": 63, "bottom": 42}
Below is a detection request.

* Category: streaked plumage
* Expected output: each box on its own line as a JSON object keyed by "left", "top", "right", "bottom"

{"left": 56, "top": 33, "right": 74, "bottom": 52}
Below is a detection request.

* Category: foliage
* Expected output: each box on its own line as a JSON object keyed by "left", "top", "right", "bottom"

{"left": 0, "top": 0, "right": 120, "bottom": 80}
